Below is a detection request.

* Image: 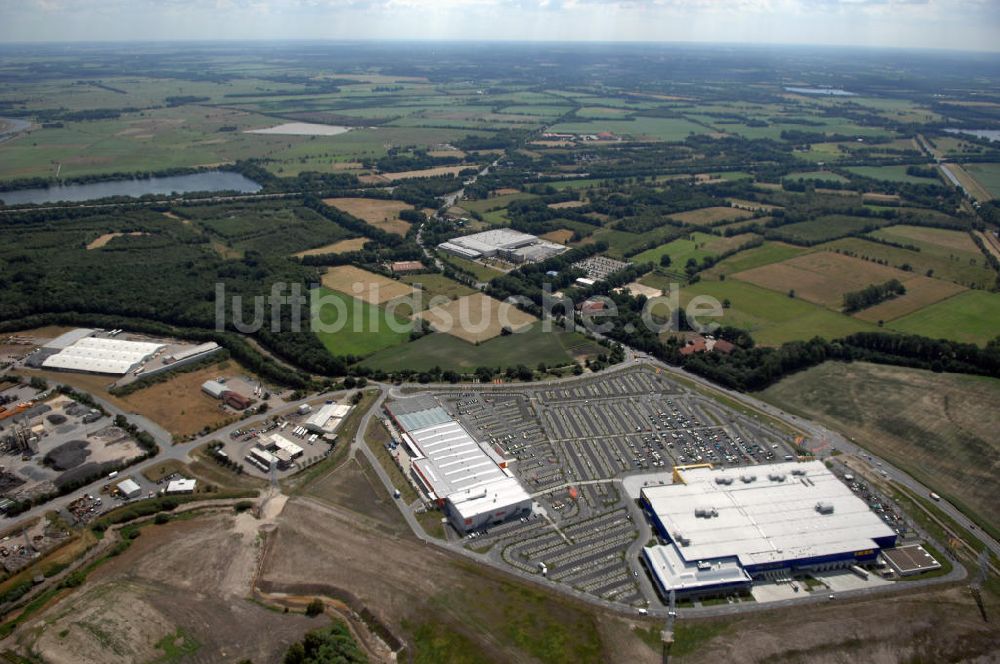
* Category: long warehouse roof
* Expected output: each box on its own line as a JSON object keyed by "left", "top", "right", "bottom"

{"left": 42, "top": 337, "right": 164, "bottom": 375}
{"left": 642, "top": 461, "right": 896, "bottom": 568}
{"left": 388, "top": 398, "right": 531, "bottom": 509}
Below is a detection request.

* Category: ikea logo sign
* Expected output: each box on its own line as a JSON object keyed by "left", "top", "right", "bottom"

{"left": 854, "top": 549, "right": 875, "bottom": 557}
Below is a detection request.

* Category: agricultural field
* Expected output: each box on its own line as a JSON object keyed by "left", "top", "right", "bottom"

{"left": 758, "top": 361, "right": 1000, "bottom": 531}
{"left": 826, "top": 228, "right": 995, "bottom": 288}
{"left": 360, "top": 325, "right": 602, "bottom": 372}
{"left": 321, "top": 265, "right": 415, "bottom": 305}
{"left": 439, "top": 254, "right": 506, "bottom": 282}
{"left": 944, "top": 163, "right": 994, "bottom": 202}
{"left": 962, "top": 162, "right": 1000, "bottom": 199}
{"left": 770, "top": 214, "right": 888, "bottom": 243}
{"left": 400, "top": 272, "right": 477, "bottom": 304}
{"left": 671, "top": 279, "right": 877, "bottom": 345}
{"left": 667, "top": 206, "right": 754, "bottom": 226}
{"left": 414, "top": 292, "right": 537, "bottom": 343}
{"left": 886, "top": 290, "right": 1000, "bottom": 346}
{"left": 633, "top": 232, "right": 759, "bottom": 267}
{"left": 700, "top": 241, "right": 808, "bottom": 278}
{"left": 733, "top": 251, "right": 953, "bottom": 313}
{"left": 312, "top": 288, "right": 412, "bottom": 357}
{"left": 293, "top": 237, "right": 369, "bottom": 257}
{"left": 322, "top": 197, "right": 414, "bottom": 235}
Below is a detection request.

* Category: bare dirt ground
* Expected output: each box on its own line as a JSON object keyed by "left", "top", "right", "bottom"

{"left": 15, "top": 511, "right": 318, "bottom": 664}
{"left": 380, "top": 166, "right": 467, "bottom": 182}
{"left": 116, "top": 363, "right": 246, "bottom": 438}
{"left": 260, "top": 497, "right": 645, "bottom": 664}
{"left": 321, "top": 264, "right": 415, "bottom": 305}
{"left": 322, "top": 197, "right": 413, "bottom": 236}
{"left": 294, "top": 237, "right": 368, "bottom": 257}
{"left": 677, "top": 584, "right": 999, "bottom": 664}
{"left": 414, "top": 292, "right": 537, "bottom": 343}
{"left": 85, "top": 231, "right": 149, "bottom": 250}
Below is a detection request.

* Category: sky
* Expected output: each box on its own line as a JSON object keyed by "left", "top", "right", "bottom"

{"left": 2, "top": 0, "right": 999, "bottom": 52}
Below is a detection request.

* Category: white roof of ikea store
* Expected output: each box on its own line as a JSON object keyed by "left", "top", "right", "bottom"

{"left": 42, "top": 337, "right": 165, "bottom": 375}
{"left": 409, "top": 419, "right": 510, "bottom": 497}
{"left": 642, "top": 461, "right": 896, "bottom": 568}
{"left": 449, "top": 476, "right": 531, "bottom": 521}
{"left": 643, "top": 545, "right": 751, "bottom": 593}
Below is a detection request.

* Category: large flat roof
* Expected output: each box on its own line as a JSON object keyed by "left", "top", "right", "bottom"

{"left": 409, "top": 419, "right": 508, "bottom": 497}
{"left": 643, "top": 544, "right": 751, "bottom": 594}
{"left": 388, "top": 397, "right": 531, "bottom": 511}
{"left": 642, "top": 461, "right": 896, "bottom": 569}
{"left": 42, "top": 336, "right": 164, "bottom": 375}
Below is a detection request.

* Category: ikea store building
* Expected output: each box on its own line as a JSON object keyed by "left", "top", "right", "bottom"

{"left": 641, "top": 461, "right": 898, "bottom": 598}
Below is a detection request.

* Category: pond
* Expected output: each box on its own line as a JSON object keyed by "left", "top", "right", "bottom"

{"left": 785, "top": 87, "right": 855, "bottom": 96}
{"left": 944, "top": 128, "right": 1000, "bottom": 142}
{"left": 0, "top": 171, "right": 262, "bottom": 206}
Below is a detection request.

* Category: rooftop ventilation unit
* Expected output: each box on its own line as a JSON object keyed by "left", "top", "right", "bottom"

{"left": 740, "top": 474, "right": 756, "bottom": 483}
{"left": 815, "top": 501, "right": 835, "bottom": 515}
{"left": 694, "top": 506, "right": 718, "bottom": 518}
{"left": 697, "top": 561, "right": 712, "bottom": 571}
{"left": 768, "top": 473, "right": 787, "bottom": 482}
{"left": 715, "top": 476, "right": 734, "bottom": 485}
{"left": 791, "top": 468, "right": 806, "bottom": 476}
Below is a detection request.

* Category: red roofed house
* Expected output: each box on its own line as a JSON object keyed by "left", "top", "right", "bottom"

{"left": 679, "top": 335, "right": 735, "bottom": 356}
{"left": 391, "top": 260, "right": 425, "bottom": 274}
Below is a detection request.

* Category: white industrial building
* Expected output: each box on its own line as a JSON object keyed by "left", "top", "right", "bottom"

{"left": 304, "top": 402, "right": 352, "bottom": 434}
{"left": 641, "top": 461, "right": 898, "bottom": 598}
{"left": 202, "top": 380, "right": 228, "bottom": 399}
{"left": 166, "top": 478, "right": 197, "bottom": 494}
{"left": 163, "top": 342, "right": 220, "bottom": 365}
{"left": 41, "top": 336, "right": 164, "bottom": 375}
{"left": 117, "top": 478, "right": 142, "bottom": 499}
{"left": 387, "top": 396, "right": 532, "bottom": 533}
{"left": 438, "top": 229, "right": 566, "bottom": 264}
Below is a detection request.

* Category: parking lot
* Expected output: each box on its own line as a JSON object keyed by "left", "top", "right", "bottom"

{"left": 428, "top": 367, "right": 797, "bottom": 607}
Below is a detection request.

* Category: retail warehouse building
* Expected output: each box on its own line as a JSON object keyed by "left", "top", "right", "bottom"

{"left": 641, "top": 461, "right": 898, "bottom": 598}
{"left": 386, "top": 396, "right": 532, "bottom": 533}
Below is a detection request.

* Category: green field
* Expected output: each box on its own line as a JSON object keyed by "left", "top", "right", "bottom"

{"left": 633, "top": 232, "right": 759, "bottom": 268}
{"left": 827, "top": 229, "right": 995, "bottom": 288}
{"left": 312, "top": 288, "right": 412, "bottom": 358}
{"left": 701, "top": 241, "right": 808, "bottom": 278}
{"left": 401, "top": 273, "right": 477, "bottom": 305}
{"left": 757, "top": 361, "right": 1000, "bottom": 533}
{"left": 963, "top": 162, "right": 1000, "bottom": 199}
{"left": 360, "top": 325, "right": 602, "bottom": 372}
{"left": 845, "top": 165, "right": 940, "bottom": 185}
{"left": 439, "top": 254, "right": 506, "bottom": 282}
{"left": 887, "top": 290, "right": 1000, "bottom": 346}
{"left": 772, "top": 215, "right": 888, "bottom": 243}
{"left": 673, "top": 279, "right": 877, "bottom": 345}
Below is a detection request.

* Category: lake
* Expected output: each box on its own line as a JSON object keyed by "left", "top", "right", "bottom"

{"left": 0, "top": 116, "right": 31, "bottom": 142}
{"left": 944, "top": 128, "right": 1000, "bottom": 142}
{"left": 785, "top": 87, "right": 855, "bottom": 96}
{"left": 0, "top": 171, "right": 262, "bottom": 206}
{"left": 245, "top": 122, "right": 350, "bottom": 136}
